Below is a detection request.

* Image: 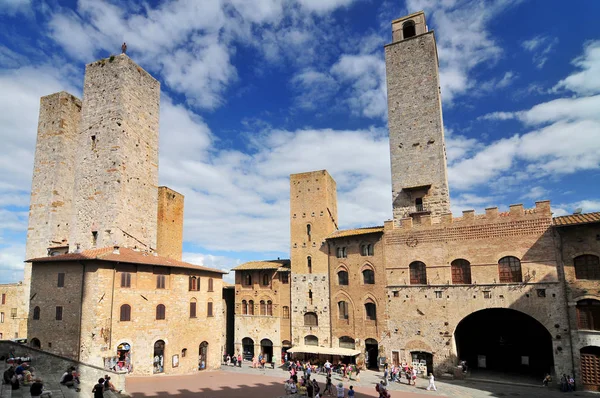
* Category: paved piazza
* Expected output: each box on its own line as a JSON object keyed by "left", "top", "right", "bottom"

{"left": 125, "top": 365, "right": 597, "bottom": 398}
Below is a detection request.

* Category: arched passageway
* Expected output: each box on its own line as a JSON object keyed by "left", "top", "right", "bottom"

{"left": 242, "top": 337, "right": 254, "bottom": 361}
{"left": 365, "top": 338, "right": 379, "bottom": 369}
{"left": 199, "top": 341, "right": 208, "bottom": 370}
{"left": 455, "top": 308, "right": 553, "bottom": 378}
{"left": 260, "top": 339, "right": 273, "bottom": 363}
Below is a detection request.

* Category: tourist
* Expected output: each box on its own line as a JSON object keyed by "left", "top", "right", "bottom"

{"left": 313, "top": 378, "right": 321, "bottom": 398}
{"left": 232, "top": 354, "right": 237, "bottom": 367}
{"left": 60, "top": 370, "right": 75, "bottom": 387}
{"left": 348, "top": 385, "right": 355, "bottom": 397}
{"left": 383, "top": 364, "right": 388, "bottom": 382}
{"left": 103, "top": 375, "right": 122, "bottom": 393}
{"left": 237, "top": 353, "right": 242, "bottom": 367}
{"left": 306, "top": 377, "right": 314, "bottom": 398}
{"left": 376, "top": 381, "right": 388, "bottom": 398}
{"left": 252, "top": 356, "right": 258, "bottom": 368}
{"left": 411, "top": 367, "right": 418, "bottom": 386}
{"left": 560, "top": 374, "right": 568, "bottom": 392}
{"left": 306, "top": 362, "right": 312, "bottom": 378}
{"left": 30, "top": 378, "right": 52, "bottom": 397}
{"left": 226, "top": 355, "right": 231, "bottom": 366}
{"left": 568, "top": 375, "right": 575, "bottom": 391}
{"left": 336, "top": 382, "right": 345, "bottom": 398}
{"left": 324, "top": 374, "right": 333, "bottom": 396}
{"left": 324, "top": 360, "right": 331, "bottom": 376}
{"left": 347, "top": 364, "right": 353, "bottom": 380}
{"left": 3, "top": 365, "right": 15, "bottom": 385}
{"left": 92, "top": 378, "right": 105, "bottom": 398}
{"left": 426, "top": 373, "right": 437, "bottom": 391}
{"left": 355, "top": 365, "right": 361, "bottom": 382}
{"left": 543, "top": 373, "right": 552, "bottom": 387}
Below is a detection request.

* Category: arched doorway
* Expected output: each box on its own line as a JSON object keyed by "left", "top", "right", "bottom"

{"left": 199, "top": 341, "right": 208, "bottom": 370}
{"left": 365, "top": 338, "right": 379, "bottom": 369}
{"left": 455, "top": 308, "right": 553, "bottom": 378}
{"left": 411, "top": 351, "right": 433, "bottom": 375}
{"left": 153, "top": 340, "right": 165, "bottom": 374}
{"left": 261, "top": 339, "right": 273, "bottom": 363}
{"left": 282, "top": 340, "right": 292, "bottom": 362}
{"left": 116, "top": 342, "right": 132, "bottom": 372}
{"left": 242, "top": 337, "right": 254, "bottom": 361}
{"left": 30, "top": 338, "right": 41, "bottom": 349}
{"left": 581, "top": 346, "right": 600, "bottom": 391}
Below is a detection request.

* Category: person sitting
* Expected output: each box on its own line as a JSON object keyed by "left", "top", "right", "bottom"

{"left": 60, "top": 369, "right": 76, "bottom": 387}
{"left": 3, "top": 365, "right": 15, "bottom": 384}
{"left": 30, "top": 378, "right": 52, "bottom": 397}
{"left": 103, "top": 375, "right": 122, "bottom": 393}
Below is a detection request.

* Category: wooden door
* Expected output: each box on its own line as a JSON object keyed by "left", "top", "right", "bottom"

{"left": 582, "top": 350, "right": 600, "bottom": 391}
{"left": 392, "top": 351, "right": 399, "bottom": 366}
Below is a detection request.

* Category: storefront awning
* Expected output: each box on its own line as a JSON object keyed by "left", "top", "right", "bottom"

{"left": 286, "top": 346, "right": 360, "bottom": 356}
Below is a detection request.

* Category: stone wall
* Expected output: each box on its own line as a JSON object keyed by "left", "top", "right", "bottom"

{"left": 0, "top": 283, "right": 27, "bottom": 340}
{"left": 385, "top": 22, "right": 450, "bottom": 221}
{"left": 157, "top": 186, "right": 184, "bottom": 260}
{"left": 70, "top": 54, "right": 159, "bottom": 253}
{"left": 290, "top": 171, "right": 337, "bottom": 348}
{"left": 556, "top": 222, "right": 600, "bottom": 387}
{"left": 328, "top": 232, "right": 385, "bottom": 366}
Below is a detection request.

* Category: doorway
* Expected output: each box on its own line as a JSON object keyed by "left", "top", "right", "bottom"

{"left": 199, "top": 341, "right": 209, "bottom": 370}
{"left": 455, "top": 308, "right": 553, "bottom": 378}
{"left": 581, "top": 346, "right": 600, "bottom": 391}
{"left": 411, "top": 351, "right": 433, "bottom": 375}
{"left": 242, "top": 337, "right": 254, "bottom": 361}
{"left": 392, "top": 351, "right": 400, "bottom": 367}
{"left": 365, "top": 338, "right": 379, "bottom": 369}
{"left": 260, "top": 339, "right": 273, "bottom": 363}
{"left": 153, "top": 340, "right": 165, "bottom": 374}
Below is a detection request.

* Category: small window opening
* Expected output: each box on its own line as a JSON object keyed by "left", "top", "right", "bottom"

{"left": 308, "top": 290, "right": 313, "bottom": 305}
{"left": 434, "top": 291, "right": 442, "bottom": 299}
{"left": 91, "top": 135, "right": 96, "bottom": 150}
{"left": 403, "top": 20, "right": 416, "bottom": 39}
{"left": 307, "top": 256, "right": 312, "bottom": 274}
{"left": 92, "top": 231, "right": 98, "bottom": 246}
{"left": 415, "top": 197, "right": 424, "bottom": 212}
{"left": 483, "top": 291, "right": 492, "bottom": 299}
{"left": 537, "top": 289, "right": 546, "bottom": 298}
{"left": 307, "top": 224, "right": 312, "bottom": 241}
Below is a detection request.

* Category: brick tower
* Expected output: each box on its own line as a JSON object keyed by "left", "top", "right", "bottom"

{"left": 290, "top": 170, "right": 338, "bottom": 348}
{"left": 385, "top": 11, "right": 450, "bottom": 222}
{"left": 69, "top": 54, "right": 160, "bottom": 252}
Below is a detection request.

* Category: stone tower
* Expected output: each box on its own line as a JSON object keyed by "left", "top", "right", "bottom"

{"left": 290, "top": 170, "right": 338, "bottom": 348}
{"left": 385, "top": 11, "right": 450, "bottom": 222}
{"left": 157, "top": 186, "right": 184, "bottom": 260}
{"left": 69, "top": 54, "right": 160, "bottom": 252}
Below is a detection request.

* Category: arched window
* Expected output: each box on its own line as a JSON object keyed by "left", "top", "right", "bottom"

{"left": 243, "top": 273, "right": 252, "bottom": 286}
{"left": 156, "top": 304, "right": 166, "bottom": 320}
{"left": 267, "top": 300, "right": 273, "bottom": 316}
{"left": 363, "top": 269, "right": 375, "bottom": 284}
{"left": 307, "top": 256, "right": 312, "bottom": 274}
{"left": 262, "top": 273, "right": 270, "bottom": 286}
{"left": 361, "top": 244, "right": 374, "bottom": 256}
{"left": 336, "top": 247, "right": 347, "bottom": 258}
{"left": 451, "top": 259, "right": 472, "bottom": 284}
{"left": 403, "top": 20, "right": 416, "bottom": 39}
{"left": 304, "top": 335, "right": 318, "bottom": 346}
{"left": 248, "top": 300, "right": 254, "bottom": 315}
{"left": 365, "top": 301, "right": 377, "bottom": 320}
{"left": 339, "top": 336, "right": 355, "bottom": 349}
{"left": 189, "top": 276, "right": 199, "bottom": 291}
{"left": 338, "top": 301, "right": 349, "bottom": 320}
{"left": 574, "top": 255, "right": 600, "bottom": 280}
{"left": 242, "top": 300, "right": 248, "bottom": 315}
{"left": 498, "top": 256, "right": 522, "bottom": 283}
{"left": 577, "top": 299, "right": 600, "bottom": 330}
{"left": 409, "top": 261, "right": 427, "bottom": 284}
{"left": 338, "top": 270, "right": 349, "bottom": 285}
{"left": 304, "top": 312, "right": 318, "bottom": 326}
{"left": 120, "top": 304, "right": 131, "bottom": 322}
{"left": 307, "top": 224, "right": 312, "bottom": 241}
{"left": 33, "top": 306, "right": 40, "bottom": 320}
{"left": 283, "top": 306, "right": 289, "bottom": 319}
{"left": 190, "top": 299, "right": 197, "bottom": 318}
{"left": 260, "top": 300, "right": 266, "bottom": 316}
{"left": 208, "top": 278, "right": 214, "bottom": 292}
{"left": 207, "top": 300, "right": 214, "bottom": 317}
{"left": 30, "top": 338, "right": 41, "bottom": 348}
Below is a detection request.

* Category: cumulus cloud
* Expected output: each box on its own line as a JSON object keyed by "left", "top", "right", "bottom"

{"left": 554, "top": 40, "right": 600, "bottom": 95}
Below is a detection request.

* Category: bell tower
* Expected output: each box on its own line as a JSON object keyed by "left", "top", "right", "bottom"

{"left": 385, "top": 11, "right": 450, "bottom": 222}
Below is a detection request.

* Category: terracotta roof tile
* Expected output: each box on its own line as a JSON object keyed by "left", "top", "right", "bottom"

{"left": 327, "top": 226, "right": 384, "bottom": 239}
{"left": 554, "top": 212, "right": 600, "bottom": 226}
{"left": 231, "top": 259, "right": 290, "bottom": 271}
{"left": 27, "top": 247, "right": 228, "bottom": 274}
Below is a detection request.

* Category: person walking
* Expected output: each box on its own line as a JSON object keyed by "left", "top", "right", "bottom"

{"left": 313, "top": 379, "right": 321, "bottom": 398}
{"left": 238, "top": 353, "right": 242, "bottom": 367}
{"left": 336, "top": 382, "right": 345, "bottom": 398}
{"left": 426, "top": 373, "right": 437, "bottom": 391}
{"left": 92, "top": 378, "right": 105, "bottom": 398}
{"left": 355, "top": 365, "right": 361, "bottom": 382}
{"left": 324, "top": 374, "right": 333, "bottom": 396}
{"left": 411, "top": 367, "right": 418, "bottom": 386}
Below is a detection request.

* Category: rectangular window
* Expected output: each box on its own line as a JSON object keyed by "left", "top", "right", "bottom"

{"left": 57, "top": 272, "right": 65, "bottom": 288}
{"left": 434, "top": 291, "right": 442, "bottom": 299}
{"left": 208, "top": 278, "right": 214, "bottom": 292}
{"left": 10, "top": 308, "right": 17, "bottom": 318}
{"left": 0, "top": 312, "right": 4, "bottom": 323}
{"left": 55, "top": 306, "right": 63, "bottom": 321}
{"left": 207, "top": 302, "right": 213, "bottom": 317}
{"left": 281, "top": 273, "right": 289, "bottom": 284}
{"left": 1, "top": 293, "right": 5, "bottom": 304}
{"left": 189, "top": 276, "right": 200, "bottom": 291}
{"left": 190, "top": 302, "right": 197, "bottom": 318}
{"left": 120, "top": 272, "right": 131, "bottom": 288}
{"left": 156, "top": 275, "right": 166, "bottom": 289}
{"left": 483, "top": 291, "right": 492, "bottom": 299}
{"left": 393, "top": 291, "right": 399, "bottom": 297}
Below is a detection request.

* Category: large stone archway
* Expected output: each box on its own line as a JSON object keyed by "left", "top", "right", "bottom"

{"left": 455, "top": 308, "right": 554, "bottom": 378}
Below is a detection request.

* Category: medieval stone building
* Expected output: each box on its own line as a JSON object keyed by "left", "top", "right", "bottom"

{"left": 0, "top": 282, "right": 27, "bottom": 340}
{"left": 22, "top": 54, "right": 227, "bottom": 375}
{"left": 231, "top": 11, "right": 600, "bottom": 391}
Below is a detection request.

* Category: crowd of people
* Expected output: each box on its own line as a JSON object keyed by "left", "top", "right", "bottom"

{"left": 283, "top": 359, "right": 364, "bottom": 397}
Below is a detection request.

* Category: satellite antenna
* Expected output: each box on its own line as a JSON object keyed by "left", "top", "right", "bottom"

{"left": 573, "top": 208, "right": 583, "bottom": 215}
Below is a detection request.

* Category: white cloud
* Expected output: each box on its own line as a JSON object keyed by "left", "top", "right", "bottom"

{"left": 552, "top": 200, "right": 600, "bottom": 217}
{"left": 0, "top": 243, "right": 26, "bottom": 283}
{"left": 290, "top": 69, "right": 339, "bottom": 110}
{"left": 554, "top": 40, "right": 600, "bottom": 95}
{"left": 297, "top": 0, "right": 356, "bottom": 13}
{"left": 521, "top": 35, "right": 558, "bottom": 68}
{"left": 182, "top": 252, "right": 238, "bottom": 283}
{"left": 0, "top": 0, "right": 31, "bottom": 16}
{"left": 521, "top": 186, "right": 548, "bottom": 201}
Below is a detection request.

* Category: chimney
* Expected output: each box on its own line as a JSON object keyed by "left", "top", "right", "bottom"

{"left": 113, "top": 245, "right": 120, "bottom": 255}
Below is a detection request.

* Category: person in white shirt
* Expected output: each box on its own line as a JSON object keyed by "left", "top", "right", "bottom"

{"left": 336, "top": 382, "right": 345, "bottom": 398}
{"left": 426, "top": 373, "right": 437, "bottom": 391}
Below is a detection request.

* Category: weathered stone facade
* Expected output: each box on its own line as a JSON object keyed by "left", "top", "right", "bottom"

{"left": 27, "top": 248, "right": 226, "bottom": 375}
{"left": 290, "top": 171, "right": 337, "bottom": 348}
{"left": 70, "top": 54, "right": 160, "bottom": 252}
{"left": 385, "top": 12, "right": 450, "bottom": 221}
{"left": 0, "top": 282, "right": 27, "bottom": 340}
{"left": 157, "top": 186, "right": 184, "bottom": 260}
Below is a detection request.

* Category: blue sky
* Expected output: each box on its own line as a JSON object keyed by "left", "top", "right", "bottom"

{"left": 1, "top": 0, "right": 599, "bottom": 283}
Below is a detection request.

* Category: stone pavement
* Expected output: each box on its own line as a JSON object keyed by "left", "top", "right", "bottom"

{"left": 0, "top": 372, "right": 121, "bottom": 398}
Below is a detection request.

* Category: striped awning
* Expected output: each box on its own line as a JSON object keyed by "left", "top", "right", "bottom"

{"left": 286, "top": 346, "right": 360, "bottom": 356}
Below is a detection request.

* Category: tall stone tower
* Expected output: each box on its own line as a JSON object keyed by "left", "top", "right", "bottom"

{"left": 157, "top": 186, "right": 184, "bottom": 260}
{"left": 290, "top": 170, "right": 338, "bottom": 348}
{"left": 385, "top": 11, "right": 450, "bottom": 222}
{"left": 69, "top": 54, "right": 160, "bottom": 252}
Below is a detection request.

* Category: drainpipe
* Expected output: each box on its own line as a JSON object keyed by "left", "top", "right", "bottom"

{"left": 109, "top": 263, "right": 117, "bottom": 351}
{"left": 77, "top": 261, "right": 86, "bottom": 362}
